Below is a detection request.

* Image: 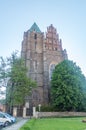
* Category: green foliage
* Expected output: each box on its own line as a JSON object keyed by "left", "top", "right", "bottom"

{"left": 0, "top": 57, "right": 8, "bottom": 87}
{"left": 36, "top": 105, "right": 54, "bottom": 112}
{"left": 0, "top": 51, "right": 37, "bottom": 108}
{"left": 51, "top": 60, "right": 86, "bottom": 111}
{"left": 0, "top": 99, "right": 6, "bottom": 104}
{"left": 6, "top": 52, "right": 36, "bottom": 106}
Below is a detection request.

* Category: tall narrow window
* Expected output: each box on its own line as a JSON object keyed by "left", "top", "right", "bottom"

{"left": 35, "top": 60, "right": 37, "bottom": 70}
{"left": 34, "top": 33, "right": 37, "bottom": 39}
{"left": 35, "top": 41, "right": 37, "bottom": 50}
{"left": 49, "top": 64, "right": 55, "bottom": 80}
{"left": 34, "top": 60, "right": 37, "bottom": 71}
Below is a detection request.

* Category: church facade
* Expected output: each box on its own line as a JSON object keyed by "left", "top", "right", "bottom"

{"left": 21, "top": 23, "right": 67, "bottom": 106}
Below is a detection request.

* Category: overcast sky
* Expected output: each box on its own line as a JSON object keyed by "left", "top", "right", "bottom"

{"left": 0, "top": 0, "right": 86, "bottom": 76}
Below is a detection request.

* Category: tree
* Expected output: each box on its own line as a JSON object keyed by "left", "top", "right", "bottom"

{"left": 0, "top": 52, "right": 36, "bottom": 113}
{"left": 0, "top": 57, "right": 8, "bottom": 88}
{"left": 51, "top": 60, "right": 86, "bottom": 111}
{"left": 0, "top": 57, "right": 9, "bottom": 105}
{"left": 7, "top": 52, "right": 36, "bottom": 106}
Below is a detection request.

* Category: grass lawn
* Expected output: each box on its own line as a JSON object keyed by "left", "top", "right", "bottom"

{"left": 20, "top": 117, "right": 86, "bottom": 130}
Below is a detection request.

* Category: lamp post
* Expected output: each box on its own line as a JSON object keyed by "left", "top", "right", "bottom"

{"left": 38, "top": 104, "right": 41, "bottom": 112}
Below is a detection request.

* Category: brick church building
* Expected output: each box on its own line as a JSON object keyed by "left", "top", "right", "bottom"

{"left": 21, "top": 23, "right": 67, "bottom": 107}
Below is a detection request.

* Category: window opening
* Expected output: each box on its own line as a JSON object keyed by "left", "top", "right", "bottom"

{"left": 49, "top": 64, "right": 55, "bottom": 80}
{"left": 34, "top": 33, "right": 37, "bottom": 39}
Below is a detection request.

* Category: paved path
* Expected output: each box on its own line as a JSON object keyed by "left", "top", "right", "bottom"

{"left": 2, "top": 118, "right": 29, "bottom": 130}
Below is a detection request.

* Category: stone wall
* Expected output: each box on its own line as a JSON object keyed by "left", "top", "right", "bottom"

{"left": 38, "top": 112, "right": 86, "bottom": 118}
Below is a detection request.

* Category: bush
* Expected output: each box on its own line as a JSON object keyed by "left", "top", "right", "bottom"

{"left": 36, "top": 105, "right": 55, "bottom": 112}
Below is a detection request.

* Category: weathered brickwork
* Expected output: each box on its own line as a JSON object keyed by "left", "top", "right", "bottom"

{"left": 21, "top": 23, "right": 67, "bottom": 106}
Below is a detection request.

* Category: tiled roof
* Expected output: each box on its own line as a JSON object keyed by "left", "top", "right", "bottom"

{"left": 29, "top": 22, "right": 41, "bottom": 33}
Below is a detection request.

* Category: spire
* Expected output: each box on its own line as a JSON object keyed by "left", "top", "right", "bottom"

{"left": 29, "top": 22, "right": 41, "bottom": 33}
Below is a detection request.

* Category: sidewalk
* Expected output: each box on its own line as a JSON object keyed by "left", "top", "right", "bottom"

{"left": 2, "top": 118, "right": 29, "bottom": 130}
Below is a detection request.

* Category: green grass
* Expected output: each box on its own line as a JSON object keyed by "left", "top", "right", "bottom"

{"left": 20, "top": 117, "right": 86, "bottom": 130}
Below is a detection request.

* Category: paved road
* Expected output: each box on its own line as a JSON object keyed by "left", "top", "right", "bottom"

{"left": 2, "top": 118, "right": 29, "bottom": 130}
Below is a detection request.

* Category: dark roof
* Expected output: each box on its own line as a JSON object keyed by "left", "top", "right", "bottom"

{"left": 29, "top": 22, "right": 41, "bottom": 33}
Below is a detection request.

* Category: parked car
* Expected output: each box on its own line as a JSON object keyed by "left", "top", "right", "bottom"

{"left": 0, "top": 122, "right": 4, "bottom": 128}
{"left": 0, "top": 111, "right": 16, "bottom": 126}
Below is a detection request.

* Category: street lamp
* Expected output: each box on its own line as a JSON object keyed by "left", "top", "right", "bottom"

{"left": 38, "top": 104, "right": 41, "bottom": 112}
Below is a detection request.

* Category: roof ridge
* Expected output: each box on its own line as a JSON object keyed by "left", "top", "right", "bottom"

{"left": 29, "top": 22, "right": 41, "bottom": 33}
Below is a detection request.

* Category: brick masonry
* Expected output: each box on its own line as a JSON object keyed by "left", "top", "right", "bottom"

{"left": 21, "top": 23, "right": 68, "bottom": 107}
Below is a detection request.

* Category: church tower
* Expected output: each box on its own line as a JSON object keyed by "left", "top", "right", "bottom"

{"left": 21, "top": 23, "right": 67, "bottom": 106}
{"left": 21, "top": 23, "right": 44, "bottom": 106}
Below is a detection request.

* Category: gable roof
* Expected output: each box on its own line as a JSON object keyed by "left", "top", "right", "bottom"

{"left": 29, "top": 22, "right": 41, "bottom": 33}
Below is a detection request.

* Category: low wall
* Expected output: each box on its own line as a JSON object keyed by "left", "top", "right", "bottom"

{"left": 38, "top": 112, "right": 86, "bottom": 118}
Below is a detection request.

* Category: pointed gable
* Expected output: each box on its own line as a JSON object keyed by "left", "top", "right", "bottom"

{"left": 29, "top": 22, "right": 41, "bottom": 33}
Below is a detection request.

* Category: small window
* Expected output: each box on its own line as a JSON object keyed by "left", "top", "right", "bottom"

{"left": 34, "top": 34, "right": 37, "bottom": 39}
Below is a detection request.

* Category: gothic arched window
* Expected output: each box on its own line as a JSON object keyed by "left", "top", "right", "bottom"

{"left": 49, "top": 64, "right": 56, "bottom": 80}
{"left": 34, "top": 33, "right": 37, "bottom": 39}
